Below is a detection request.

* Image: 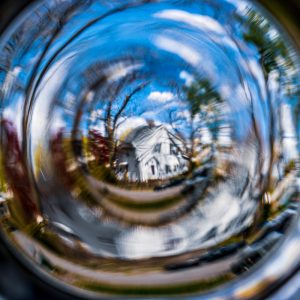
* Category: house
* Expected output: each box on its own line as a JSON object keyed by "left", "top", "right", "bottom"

{"left": 116, "top": 125, "right": 189, "bottom": 182}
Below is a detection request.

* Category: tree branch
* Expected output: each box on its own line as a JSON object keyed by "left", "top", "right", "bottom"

{"left": 112, "top": 81, "right": 149, "bottom": 132}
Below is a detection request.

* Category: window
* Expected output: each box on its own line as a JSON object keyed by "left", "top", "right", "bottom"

{"left": 151, "top": 165, "right": 155, "bottom": 175}
{"left": 170, "top": 144, "right": 178, "bottom": 155}
{"left": 154, "top": 143, "right": 161, "bottom": 153}
{"left": 165, "top": 165, "right": 171, "bottom": 174}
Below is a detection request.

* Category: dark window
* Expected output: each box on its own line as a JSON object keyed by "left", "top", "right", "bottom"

{"left": 151, "top": 165, "right": 155, "bottom": 175}
{"left": 154, "top": 143, "right": 161, "bottom": 153}
{"left": 170, "top": 144, "right": 178, "bottom": 155}
{"left": 165, "top": 165, "right": 171, "bottom": 174}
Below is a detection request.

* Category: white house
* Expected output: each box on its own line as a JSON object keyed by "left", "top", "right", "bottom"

{"left": 116, "top": 125, "right": 189, "bottom": 182}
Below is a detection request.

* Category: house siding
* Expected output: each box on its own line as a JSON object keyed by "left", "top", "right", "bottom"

{"left": 117, "top": 126, "right": 188, "bottom": 182}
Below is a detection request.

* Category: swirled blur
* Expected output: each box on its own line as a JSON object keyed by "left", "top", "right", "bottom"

{"left": 0, "top": 0, "right": 299, "bottom": 297}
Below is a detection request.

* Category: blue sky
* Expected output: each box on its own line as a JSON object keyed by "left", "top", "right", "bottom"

{"left": 1, "top": 0, "right": 298, "bottom": 161}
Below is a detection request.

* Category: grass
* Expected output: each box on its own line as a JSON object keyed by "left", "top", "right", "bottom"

{"left": 75, "top": 274, "right": 233, "bottom": 296}
{"left": 105, "top": 192, "right": 184, "bottom": 211}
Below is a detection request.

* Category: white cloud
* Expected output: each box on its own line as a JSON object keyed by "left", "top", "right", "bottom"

{"left": 107, "top": 62, "right": 142, "bottom": 82}
{"left": 115, "top": 117, "right": 148, "bottom": 139}
{"left": 220, "top": 84, "right": 232, "bottom": 99}
{"left": 155, "top": 7, "right": 241, "bottom": 58}
{"left": 154, "top": 35, "right": 202, "bottom": 66}
{"left": 89, "top": 109, "right": 103, "bottom": 123}
{"left": 176, "top": 109, "right": 191, "bottom": 121}
{"left": 147, "top": 91, "right": 174, "bottom": 102}
{"left": 180, "top": 71, "right": 194, "bottom": 87}
{"left": 154, "top": 10, "right": 225, "bottom": 35}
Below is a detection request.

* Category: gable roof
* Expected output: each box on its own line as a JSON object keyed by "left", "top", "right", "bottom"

{"left": 124, "top": 125, "right": 163, "bottom": 145}
{"left": 124, "top": 125, "right": 184, "bottom": 147}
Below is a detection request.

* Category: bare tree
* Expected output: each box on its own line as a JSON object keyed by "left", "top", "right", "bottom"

{"left": 103, "top": 81, "right": 149, "bottom": 167}
{"left": 74, "top": 58, "right": 150, "bottom": 174}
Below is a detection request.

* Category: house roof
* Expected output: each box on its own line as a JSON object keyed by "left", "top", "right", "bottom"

{"left": 124, "top": 125, "right": 161, "bottom": 144}
{"left": 124, "top": 125, "right": 184, "bottom": 147}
